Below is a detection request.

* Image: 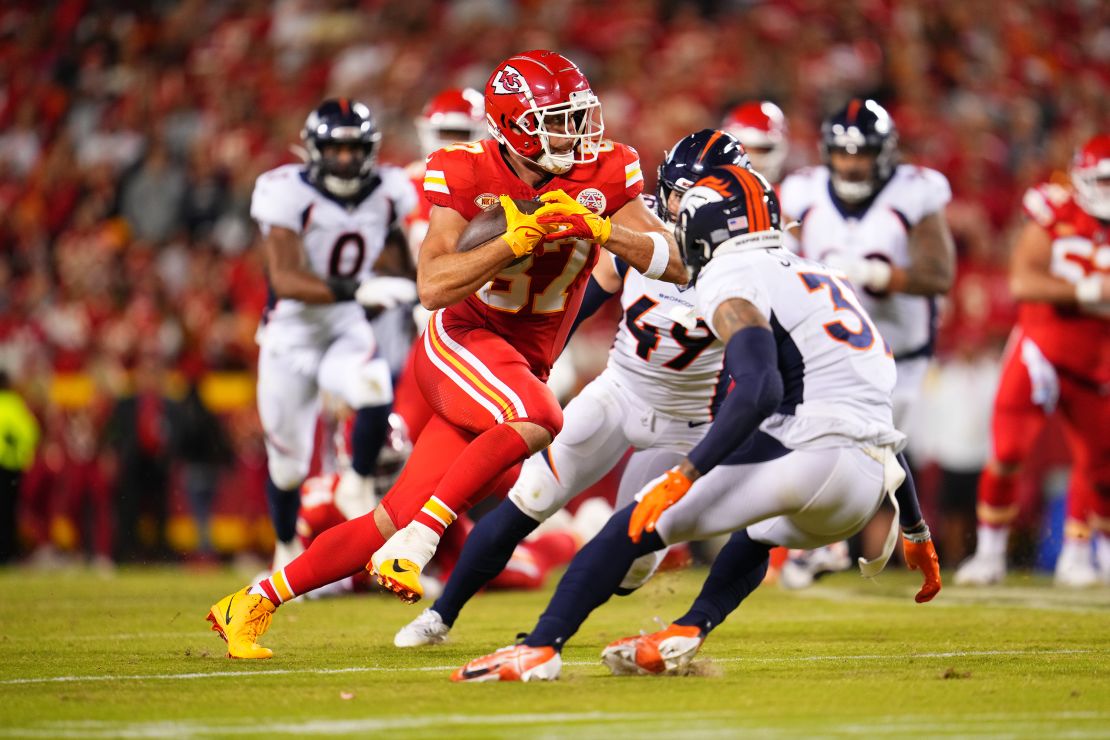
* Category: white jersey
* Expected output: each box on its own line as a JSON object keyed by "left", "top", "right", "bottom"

{"left": 780, "top": 164, "right": 951, "bottom": 358}
{"left": 606, "top": 256, "right": 726, "bottom": 423}
{"left": 250, "top": 163, "right": 417, "bottom": 341}
{"left": 695, "top": 244, "right": 904, "bottom": 451}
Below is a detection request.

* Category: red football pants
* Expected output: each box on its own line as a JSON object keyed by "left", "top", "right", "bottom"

{"left": 983, "top": 332, "right": 1110, "bottom": 521}
{"left": 381, "top": 310, "right": 562, "bottom": 526}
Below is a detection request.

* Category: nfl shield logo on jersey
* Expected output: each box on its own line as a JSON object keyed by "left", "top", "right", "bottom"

{"left": 474, "top": 193, "right": 500, "bottom": 210}
{"left": 576, "top": 188, "right": 607, "bottom": 214}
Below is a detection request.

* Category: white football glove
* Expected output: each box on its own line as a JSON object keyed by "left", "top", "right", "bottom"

{"left": 824, "top": 254, "right": 893, "bottom": 292}
{"left": 355, "top": 277, "right": 418, "bottom": 311}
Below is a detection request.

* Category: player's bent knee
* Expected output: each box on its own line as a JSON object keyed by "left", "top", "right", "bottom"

{"left": 345, "top": 357, "right": 394, "bottom": 409}
{"left": 268, "top": 455, "right": 309, "bottom": 493}
{"left": 508, "top": 468, "right": 566, "bottom": 522}
{"left": 506, "top": 419, "right": 557, "bottom": 454}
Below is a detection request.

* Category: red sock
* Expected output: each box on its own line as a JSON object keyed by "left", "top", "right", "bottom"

{"left": 978, "top": 466, "right": 1018, "bottom": 510}
{"left": 281, "top": 510, "right": 385, "bottom": 597}
{"left": 412, "top": 496, "right": 458, "bottom": 537}
{"left": 430, "top": 424, "right": 531, "bottom": 515}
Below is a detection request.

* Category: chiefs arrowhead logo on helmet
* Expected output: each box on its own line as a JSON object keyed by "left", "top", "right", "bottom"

{"left": 491, "top": 66, "right": 528, "bottom": 95}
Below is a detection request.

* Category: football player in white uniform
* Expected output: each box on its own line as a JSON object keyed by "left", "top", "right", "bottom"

{"left": 393, "top": 130, "right": 748, "bottom": 648}
{"left": 781, "top": 98, "right": 955, "bottom": 427}
{"left": 451, "top": 165, "right": 940, "bottom": 683}
{"left": 776, "top": 99, "right": 954, "bottom": 587}
{"left": 251, "top": 98, "right": 418, "bottom": 570}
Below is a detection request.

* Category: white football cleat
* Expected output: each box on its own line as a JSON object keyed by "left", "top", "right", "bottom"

{"left": 1054, "top": 540, "right": 1098, "bottom": 588}
{"left": 394, "top": 608, "right": 450, "bottom": 648}
{"left": 954, "top": 552, "right": 1007, "bottom": 586}
{"left": 779, "top": 542, "right": 851, "bottom": 590}
{"left": 601, "top": 623, "right": 705, "bottom": 676}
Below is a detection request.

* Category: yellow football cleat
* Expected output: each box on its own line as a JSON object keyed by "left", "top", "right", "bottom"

{"left": 370, "top": 556, "right": 424, "bottom": 604}
{"left": 206, "top": 587, "right": 276, "bottom": 659}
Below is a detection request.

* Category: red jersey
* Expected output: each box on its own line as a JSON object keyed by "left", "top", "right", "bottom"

{"left": 404, "top": 162, "right": 433, "bottom": 253}
{"left": 423, "top": 139, "right": 644, "bottom": 377}
{"left": 1018, "top": 183, "right": 1110, "bottom": 383}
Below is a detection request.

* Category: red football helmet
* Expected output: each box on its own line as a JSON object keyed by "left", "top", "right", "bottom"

{"left": 1072, "top": 133, "right": 1110, "bottom": 220}
{"left": 416, "top": 87, "right": 487, "bottom": 158}
{"left": 721, "top": 101, "right": 789, "bottom": 183}
{"left": 484, "top": 50, "right": 604, "bottom": 174}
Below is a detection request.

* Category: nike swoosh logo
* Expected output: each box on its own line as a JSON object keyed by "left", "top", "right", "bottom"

{"left": 391, "top": 559, "right": 411, "bottom": 574}
{"left": 224, "top": 594, "right": 235, "bottom": 626}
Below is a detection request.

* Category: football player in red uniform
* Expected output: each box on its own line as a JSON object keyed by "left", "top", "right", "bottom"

{"left": 207, "top": 50, "right": 684, "bottom": 658}
{"left": 721, "top": 100, "right": 789, "bottom": 185}
{"left": 956, "top": 134, "right": 1110, "bottom": 587}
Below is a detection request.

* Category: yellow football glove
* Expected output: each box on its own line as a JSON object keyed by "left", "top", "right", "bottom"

{"left": 499, "top": 195, "right": 547, "bottom": 258}
{"left": 536, "top": 189, "right": 612, "bottom": 245}
{"left": 628, "top": 467, "right": 694, "bottom": 543}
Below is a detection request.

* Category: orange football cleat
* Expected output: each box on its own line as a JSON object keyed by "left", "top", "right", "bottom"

{"left": 601, "top": 623, "right": 704, "bottom": 676}
{"left": 451, "top": 644, "right": 561, "bottom": 682}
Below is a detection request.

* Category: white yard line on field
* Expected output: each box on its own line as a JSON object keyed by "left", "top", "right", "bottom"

{"left": 0, "top": 647, "right": 1095, "bottom": 686}
{"left": 2, "top": 710, "right": 1109, "bottom": 739}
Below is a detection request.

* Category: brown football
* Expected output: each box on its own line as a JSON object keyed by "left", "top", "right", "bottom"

{"left": 456, "top": 198, "right": 543, "bottom": 257}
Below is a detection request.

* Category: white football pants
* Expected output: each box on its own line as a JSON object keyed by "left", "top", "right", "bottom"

{"left": 257, "top": 314, "right": 393, "bottom": 491}
{"left": 508, "top": 369, "right": 710, "bottom": 589}
{"left": 656, "top": 445, "right": 900, "bottom": 559}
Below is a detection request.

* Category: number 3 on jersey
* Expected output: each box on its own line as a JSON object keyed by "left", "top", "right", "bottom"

{"left": 799, "top": 272, "right": 891, "bottom": 354}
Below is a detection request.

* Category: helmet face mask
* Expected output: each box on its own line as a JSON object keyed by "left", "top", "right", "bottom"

{"left": 1071, "top": 134, "right": 1110, "bottom": 220}
{"left": 821, "top": 99, "right": 898, "bottom": 204}
{"left": 485, "top": 51, "right": 605, "bottom": 175}
{"left": 303, "top": 99, "right": 381, "bottom": 199}
{"left": 656, "top": 129, "right": 750, "bottom": 223}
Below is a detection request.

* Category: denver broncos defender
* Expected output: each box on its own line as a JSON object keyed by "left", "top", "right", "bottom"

{"left": 452, "top": 165, "right": 940, "bottom": 682}
{"left": 250, "top": 99, "right": 418, "bottom": 574}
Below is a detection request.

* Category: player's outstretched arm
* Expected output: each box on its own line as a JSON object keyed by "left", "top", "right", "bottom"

{"left": 416, "top": 205, "right": 522, "bottom": 310}
{"left": 606, "top": 196, "right": 687, "bottom": 283}
{"left": 264, "top": 225, "right": 351, "bottom": 304}
{"left": 1010, "top": 219, "right": 1110, "bottom": 306}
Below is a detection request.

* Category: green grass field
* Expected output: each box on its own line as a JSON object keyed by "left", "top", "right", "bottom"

{"left": 1, "top": 566, "right": 1108, "bottom": 738}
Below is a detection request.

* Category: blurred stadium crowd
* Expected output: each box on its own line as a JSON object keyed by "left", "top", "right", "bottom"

{"left": 0, "top": 0, "right": 1106, "bottom": 567}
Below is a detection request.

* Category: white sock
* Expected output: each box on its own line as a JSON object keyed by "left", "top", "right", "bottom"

{"left": 1094, "top": 533, "right": 1110, "bottom": 577}
{"left": 976, "top": 524, "right": 1009, "bottom": 558}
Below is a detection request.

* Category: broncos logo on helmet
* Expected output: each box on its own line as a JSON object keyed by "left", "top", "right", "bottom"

{"left": 675, "top": 165, "right": 782, "bottom": 284}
